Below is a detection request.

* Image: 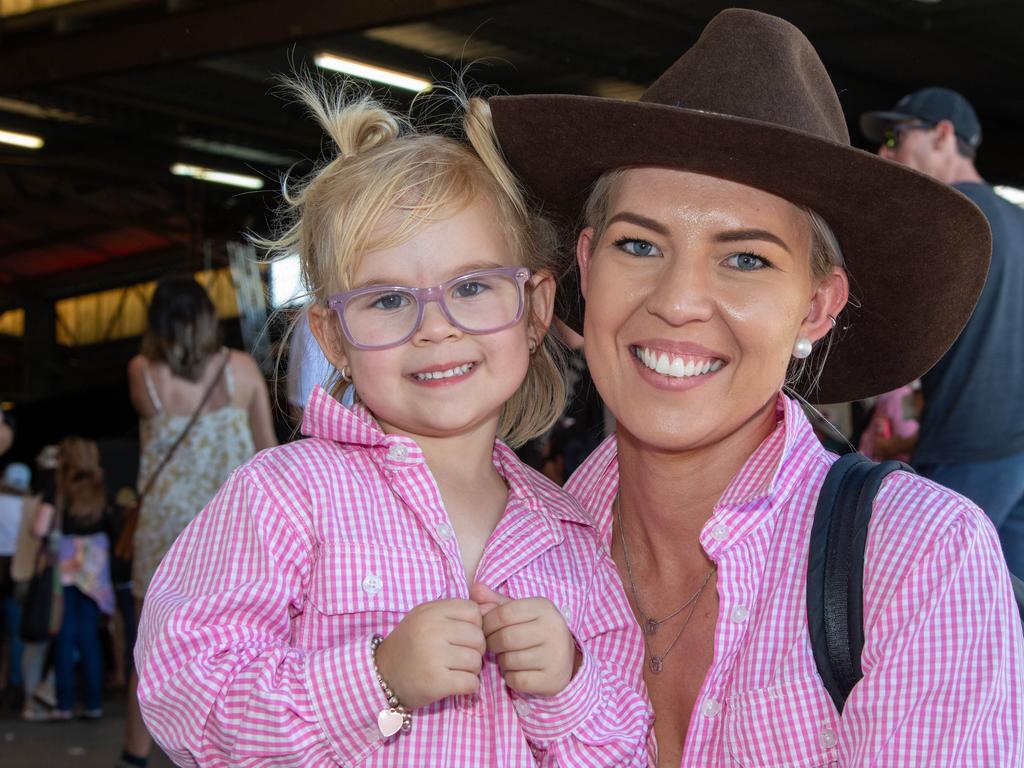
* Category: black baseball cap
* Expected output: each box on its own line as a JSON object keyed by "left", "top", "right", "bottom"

{"left": 860, "top": 87, "right": 982, "bottom": 150}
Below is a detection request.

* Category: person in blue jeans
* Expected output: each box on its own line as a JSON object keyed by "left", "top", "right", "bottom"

{"left": 51, "top": 437, "right": 115, "bottom": 720}
{"left": 861, "top": 88, "right": 1024, "bottom": 577}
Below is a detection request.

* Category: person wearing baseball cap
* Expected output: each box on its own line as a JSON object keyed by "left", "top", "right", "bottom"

{"left": 861, "top": 89, "right": 1024, "bottom": 579}
{"left": 488, "top": 9, "right": 1023, "bottom": 765}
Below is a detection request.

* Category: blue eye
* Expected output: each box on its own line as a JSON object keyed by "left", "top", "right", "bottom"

{"left": 613, "top": 237, "right": 660, "bottom": 258}
{"left": 726, "top": 252, "right": 770, "bottom": 271}
{"left": 453, "top": 280, "right": 489, "bottom": 298}
{"left": 370, "top": 292, "right": 411, "bottom": 310}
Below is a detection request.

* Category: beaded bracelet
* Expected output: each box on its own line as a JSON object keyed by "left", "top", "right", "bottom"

{"left": 370, "top": 634, "right": 412, "bottom": 737}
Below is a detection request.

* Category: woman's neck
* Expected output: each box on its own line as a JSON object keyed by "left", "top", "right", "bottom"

{"left": 615, "top": 397, "right": 778, "bottom": 570}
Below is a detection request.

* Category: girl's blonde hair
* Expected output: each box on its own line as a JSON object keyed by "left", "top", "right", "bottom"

{"left": 58, "top": 436, "right": 106, "bottom": 528}
{"left": 257, "top": 79, "right": 565, "bottom": 447}
{"left": 581, "top": 169, "right": 847, "bottom": 396}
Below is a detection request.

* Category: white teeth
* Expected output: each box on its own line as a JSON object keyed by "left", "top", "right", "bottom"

{"left": 413, "top": 363, "right": 473, "bottom": 381}
{"left": 633, "top": 346, "right": 724, "bottom": 379}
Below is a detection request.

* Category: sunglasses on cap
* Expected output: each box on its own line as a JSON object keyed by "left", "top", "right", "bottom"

{"left": 882, "top": 121, "right": 934, "bottom": 150}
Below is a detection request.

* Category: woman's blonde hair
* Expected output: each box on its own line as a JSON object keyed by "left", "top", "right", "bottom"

{"left": 257, "top": 79, "right": 565, "bottom": 447}
{"left": 581, "top": 170, "right": 847, "bottom": 395}
{"left": 58, "top": 436, "right": 106, "bottom": 528}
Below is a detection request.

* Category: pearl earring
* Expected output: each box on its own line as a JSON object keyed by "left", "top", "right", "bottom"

{"left": 792, "top": 337, "right": 813, "bottom": 359}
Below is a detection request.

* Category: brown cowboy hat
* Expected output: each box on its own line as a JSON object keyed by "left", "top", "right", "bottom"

{"left": 489, "top": 8, "right": 990, "bottom": 405}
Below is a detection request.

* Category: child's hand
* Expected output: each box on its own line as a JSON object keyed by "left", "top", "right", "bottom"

{"left": 375, "top": 599, "right": 485, "bottom": 710}
{"left": 471, "top": 583, "right": 581, "bottom": 697}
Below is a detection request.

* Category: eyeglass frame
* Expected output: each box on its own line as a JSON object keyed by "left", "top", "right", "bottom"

{"left": 325, "top": 265, "right": 534, "bottom": 350}
{"left": 882, "top": 120, "right": 934, "bottom": 150}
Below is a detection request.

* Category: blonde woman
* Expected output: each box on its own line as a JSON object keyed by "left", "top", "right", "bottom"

{"left": 490, "top": 9, "right": 1024, "bottom": 766}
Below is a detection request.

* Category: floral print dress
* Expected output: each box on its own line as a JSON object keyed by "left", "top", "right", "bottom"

{"left": 132, "top": 354, "right": 255, "bottom": 599}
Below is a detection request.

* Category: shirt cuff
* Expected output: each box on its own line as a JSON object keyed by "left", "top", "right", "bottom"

{"left": 306, "top": 635, "right": 390, "bottom": 764}
{"left": 513, "top": 644, "right": 602, "bottom": 743}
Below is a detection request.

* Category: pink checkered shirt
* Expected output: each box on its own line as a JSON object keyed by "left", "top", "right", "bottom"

{"left": 566, "top": 394, "right": 1024, "bottom": 767}
{"left": 136, "top": 387, "right": 653, "bottom": 767}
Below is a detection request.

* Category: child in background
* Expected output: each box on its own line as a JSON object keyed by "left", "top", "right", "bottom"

{"left": 52, "top": 437, "right": 114, "bottom": 720}
{"left": 135, "top": 81, "right": 652, "bottom": 766}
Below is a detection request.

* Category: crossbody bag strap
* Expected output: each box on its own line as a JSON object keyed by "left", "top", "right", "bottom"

{"left": 137, "top": 349, "right": 231, "bottom": 505}
{"left": 807, "top": 452, "right": 912, "bottom": 713}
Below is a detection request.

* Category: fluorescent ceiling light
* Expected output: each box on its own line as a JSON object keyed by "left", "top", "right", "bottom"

{"left": 995, "top": 185, "right": 1024, "bottom": 208}
{"left": 313, "top": 52, "right": 431, "bottom": 93}
{"left": 170, "top": 163, "right": 264, "bottom": 190}
{"left": 0, "top": 128, "right": 43, "bottom": 149}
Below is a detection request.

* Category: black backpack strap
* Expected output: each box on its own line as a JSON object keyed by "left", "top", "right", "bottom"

{"left": 807, "top": 452, "right": 913, "bottom": 713}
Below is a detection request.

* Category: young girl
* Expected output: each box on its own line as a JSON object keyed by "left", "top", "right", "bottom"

{"left": 135, "top": 82, "right": 652, "bottom": 766}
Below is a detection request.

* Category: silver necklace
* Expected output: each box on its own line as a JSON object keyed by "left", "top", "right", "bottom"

{"left": 615, "top": 498, "right": 714, "bottom": 675}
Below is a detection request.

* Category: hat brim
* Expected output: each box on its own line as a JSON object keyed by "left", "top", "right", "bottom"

{"left": 859, "top": 110, "right": 919, "bottom": 145}
{"left": 491, "top": 94, "right": 991, "bottom": 404}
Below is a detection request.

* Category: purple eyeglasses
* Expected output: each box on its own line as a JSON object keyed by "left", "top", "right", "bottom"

{"left": 326, "top": 266, "right": 532, "bottom": 350}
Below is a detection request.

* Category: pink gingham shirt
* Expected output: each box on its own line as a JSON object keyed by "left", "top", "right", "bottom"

{"left": 566, "top": 394, "right": 1024, "bottom": 767}
{"left": 136, "top": 387, "right": 653, "bottom": 767}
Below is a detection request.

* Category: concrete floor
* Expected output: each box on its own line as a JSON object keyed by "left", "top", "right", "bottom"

{"left": 1, "top": 690, "right": 175, "bottom": 768}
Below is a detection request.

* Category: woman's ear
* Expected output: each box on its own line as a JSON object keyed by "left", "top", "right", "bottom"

{"left": 307, "top": 305, "right": 349, "bottom": 372}
{"left": 527, "top": 270, "right": 556, "bottom": 340}
{"left": 576, "top": 227, "right": 596, "bottom": 299}
{"left": 801, "top": 266, "right": 849, "bottom": 343}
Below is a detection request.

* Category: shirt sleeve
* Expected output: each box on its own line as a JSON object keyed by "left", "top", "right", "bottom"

{"left": 135, "top": 467, "right": 390, "bottom": 767}
{"left": 514, "top": 544, "right": 656, "bottom": 767}
{"left": 838, "top": 485, "right": 1024, "bottom": 766}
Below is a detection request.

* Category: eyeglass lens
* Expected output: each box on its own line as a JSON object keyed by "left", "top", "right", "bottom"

{"left": 342, "top": 271, "right": 524, "bottom": 348}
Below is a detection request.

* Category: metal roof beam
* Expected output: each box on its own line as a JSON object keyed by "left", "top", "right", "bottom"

{"left": 0, "top": 0, "right": 499, "bottom": 92}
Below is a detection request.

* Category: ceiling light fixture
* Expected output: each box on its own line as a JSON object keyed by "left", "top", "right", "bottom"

{"left": 170, "top": 163, "right": 264, "bottom": 190}
{"left": 0, "top": 128, "right": 44, "bottom": 149}
{"left": 313, "top": 52, "right": 431, "bottom": 93}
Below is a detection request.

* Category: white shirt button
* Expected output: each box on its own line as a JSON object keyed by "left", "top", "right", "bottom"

{"left": 559, "top": 604, "right": 572, "bottom": 623}
{"left": 710, "top": 523, "right": 729, "bottom": 542}
{"left": 700, "top": 698, "right": 721, "bottom": 718}
{"left": 820, "top": 727, "right": 838, "bottom": 750}
{"left": 513, "top": 699, "right": 531, "bottom": 716}
{"left": 361, "top": 573, "right": 383, "bottom": 595}
{"left": 730, "top": 605, "right": 749, "bottom": 623}
{"left": 436, "top": 523, "right": 454, "bottom": 540}
{"left": 387, "top": 444, "right": 408, "bottom": 461}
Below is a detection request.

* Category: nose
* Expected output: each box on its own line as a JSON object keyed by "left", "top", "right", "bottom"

{"left": 645, "top": 256, "right": 714, "bottom": 326}
{"left": 413, "top": 297, "right": 462, "bottom": 345}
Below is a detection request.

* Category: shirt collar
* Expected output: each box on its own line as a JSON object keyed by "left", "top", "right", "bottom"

{"left": 301, "top": 385, "right": 592, "bottom": 529}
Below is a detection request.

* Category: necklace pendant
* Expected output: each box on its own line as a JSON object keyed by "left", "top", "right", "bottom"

{"left": 649, "top": 656, "right": 664, "bottom": 674}
{"left": 645, "top": 618, "right": 659, "bottom": 636}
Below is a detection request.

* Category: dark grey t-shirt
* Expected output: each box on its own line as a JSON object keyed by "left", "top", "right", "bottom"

{"left": 913, "top": 182, "right": 1024, "bottom": 465}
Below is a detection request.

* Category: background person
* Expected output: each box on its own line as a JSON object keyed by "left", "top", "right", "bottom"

{"left": 489, "top": 9, "right": 1023, "bottom": 765}
{"left": 119, "top": 274, "right": 276, "bottom": 768}
{"left": 861, "top": 88, "right": 1024, "bottom": 577}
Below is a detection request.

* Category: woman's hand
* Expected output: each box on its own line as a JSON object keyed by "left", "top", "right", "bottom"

{"left": 374, "top": 599, "right": 485, "bottom": 710}
{"left": 471, "top": 583, "right": 581, "bottom": 697}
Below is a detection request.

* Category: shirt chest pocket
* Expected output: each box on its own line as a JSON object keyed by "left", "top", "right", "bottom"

{"left": 501, "top": 574, "right": 586, "bottom": 635}
{"left": 725, "top": 675, "right": 840, "bottom": 768}
{"left": 307, "top": 543, "right": 449, "bottom": 620}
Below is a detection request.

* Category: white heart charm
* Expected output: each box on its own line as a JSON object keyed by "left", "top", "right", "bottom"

{"left": 377, "top": 709, "right": 404, "bottom": 738}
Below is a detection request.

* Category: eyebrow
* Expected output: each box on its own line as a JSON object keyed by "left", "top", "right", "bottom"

{"left": 607, "top": 212, "right": 793, "bottom": 253}
{"left": 714, "top": 229, "right": 792, "bottom": 253}
{"left": 352, "top": 260, "right": 508, "bottom": 289}
{"left": 606, "top": 211, "right": 671, "bottom": 237}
